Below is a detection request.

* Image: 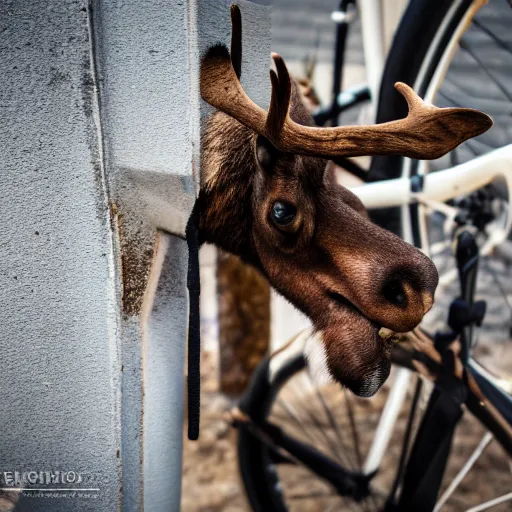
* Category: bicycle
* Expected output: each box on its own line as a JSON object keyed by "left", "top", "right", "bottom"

{"left": 235, "top": 1, "right": 512, "bottom": 510}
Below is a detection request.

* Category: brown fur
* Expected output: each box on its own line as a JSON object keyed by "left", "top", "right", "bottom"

{"left": 198, "top": 80, "right": 439, "bottom": 396}
{"left": 196, "top": 5, "right": 489, "bottom": 396}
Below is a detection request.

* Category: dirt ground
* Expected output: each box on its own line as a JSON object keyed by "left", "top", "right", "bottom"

{"left": 182, "top": 351, "right": 247, "bottom": 512}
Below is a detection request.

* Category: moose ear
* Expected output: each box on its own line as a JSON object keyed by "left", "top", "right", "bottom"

{"left": 255, "top": 135, "right": 278, "bottom": 173}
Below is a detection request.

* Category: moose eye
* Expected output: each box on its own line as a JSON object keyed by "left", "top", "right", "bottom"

{"left": 271, "top": 201, "right": 297, "bottom": 226}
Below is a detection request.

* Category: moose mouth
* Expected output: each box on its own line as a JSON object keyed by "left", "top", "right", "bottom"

{"left": 313, "top": 290, "right": 404, "bottom": 397}
{"left": 327, "top": 290, "right": 402, "bottom": 344}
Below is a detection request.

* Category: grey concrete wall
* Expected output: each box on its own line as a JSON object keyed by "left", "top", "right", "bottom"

{"left": 142, "top": 235, "right": 189, "bottom": 512}
{"left": 0, "top": 0, "right": 270, "bottom": 510}
{"left": 0, "top": 1, "right": 121, "bottom": 511}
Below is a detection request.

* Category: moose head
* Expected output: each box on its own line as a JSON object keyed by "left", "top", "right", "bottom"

{"left": 197, "top": 5, "right": 492, "bottom": 397}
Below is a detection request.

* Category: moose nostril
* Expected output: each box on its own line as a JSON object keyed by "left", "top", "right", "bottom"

{"left": 382, "top": 280, "right": 407, "bottom": 307}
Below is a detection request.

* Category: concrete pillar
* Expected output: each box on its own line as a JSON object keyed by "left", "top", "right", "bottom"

{"left": 1, "top": 1, "right": 125, "bottom": 511}
{"left": 0, "top": 0, "right": 269, "bottom": 511}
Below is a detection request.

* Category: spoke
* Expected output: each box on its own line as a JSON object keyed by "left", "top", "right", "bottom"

{"left": 429, "top": 220, "right": 456, "bottom": 278}
{"left": 343, "top": 389, "right": 364, "bottom": 470}
{"left": 450, "top": 145, "right": 459, "bottom": 168}
{"left": 439, "top": 79, "right": 477, "bottom": 104}
{"left": 433, "top": 432, "right": 494, "bottom": 512}
{"left": 388, "top": 377, "right": 423, "bottom": 506}
{"left": 289, "top": 382, "right": 349, "bottom": 466}
{"left": 464, "top": 136, "right": 496, "bottom": 154}
{"left": 275, "top": 397, "right": 332, "bottom": 457}
{"left": 278, "top": 380, "right": 349, "bottom": 466}
{"left": 264, "top": 421, "right": 370, "bottom": 508}
{"left": 246, "top": 419, "right": 365, "bottom": 512}
{"left": 273, "top": 388, "right": 370, "bottom": 511}
{"left": 483, "top": 258, "right": 512, "bottom": 316}
{"left": 466, "top": 491, "right": 512, "bottom": 512}
{"left": 288, "top": 487, "right": 356, "bottom": 512}
{"left": 310, "top": 375, "right": 358, "bottom": 470}
{"left": 441, "top": 79, "right": 512, "bottom": 114}
{"left": 472, "top": 18, "right": 512, "bottom": 54}
{"left": 459, "top": 38, "right": 512, "bottom": 102}
{"left": 437, "top": 89, "right": 464, "bottom": 109}
{"left": 414, "top": 196, "right": 459, "bottom": 219}
{"left": 451, "top": 136, "right": 480, "bottom": 158}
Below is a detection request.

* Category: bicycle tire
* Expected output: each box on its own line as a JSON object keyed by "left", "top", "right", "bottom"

{"left": 368, "top": 0, "right": 474, "bottom": 238}
{"left": 238, "top": 346, "right": 512, "bottom": 511}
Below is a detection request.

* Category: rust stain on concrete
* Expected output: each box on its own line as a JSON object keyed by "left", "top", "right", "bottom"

{"left": 114, "top": 203, "right": 158, "bottom": 317}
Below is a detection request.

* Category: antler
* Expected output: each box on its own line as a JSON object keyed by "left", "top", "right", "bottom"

{"left": 200, "top": 5, "right": 492, "bottom": 160}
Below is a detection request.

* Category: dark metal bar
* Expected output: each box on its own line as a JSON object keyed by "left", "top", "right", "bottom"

{"left": 455, "top": 230, "right": 479, "bottom": 362}
{"left": 254, "top": 420, "right": 371, "bottom": 500}
{"left": 314, "top": 85, "right": 371, "bottom": 126}
{"left": 330, "top": 0, "right": 353, "bottom": 126}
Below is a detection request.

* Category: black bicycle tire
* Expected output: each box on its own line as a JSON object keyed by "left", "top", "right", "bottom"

{"left": 237, "top": 349, "right": 419, "bottom": 512}
{"left": 367, "top": 0, "right": 474, "bottom": 239}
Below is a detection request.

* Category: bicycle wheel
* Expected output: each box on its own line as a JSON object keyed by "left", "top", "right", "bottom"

{"left": 370, "top": 0, "right": 512, "bottom": 375}
{"left": 237, "top": 334, "right": 511, "bottom": 511}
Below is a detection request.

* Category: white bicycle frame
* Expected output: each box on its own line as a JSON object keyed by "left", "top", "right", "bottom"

{"left": 353, "top": 144, "right": 512, "bottom": 256}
